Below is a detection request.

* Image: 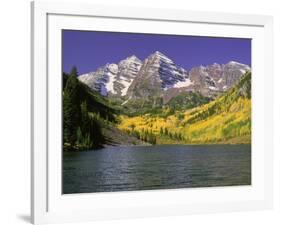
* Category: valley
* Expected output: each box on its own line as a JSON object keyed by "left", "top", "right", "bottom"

{"left": 63, "top": 51, "right": 251, "bottom": 150}
{"left": 118, "top": 72, "right": 251, "bottom": 144}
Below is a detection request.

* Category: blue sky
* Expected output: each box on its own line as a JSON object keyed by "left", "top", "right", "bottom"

{"left": 62, "top": 30, "right": 251, "bottom": 75}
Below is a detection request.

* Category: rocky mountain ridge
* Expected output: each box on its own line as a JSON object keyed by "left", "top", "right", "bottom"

{"left": 78, "top": 51, "right": 250, "bottom": 105}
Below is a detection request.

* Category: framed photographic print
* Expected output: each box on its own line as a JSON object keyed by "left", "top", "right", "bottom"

{"left": 31, "top": 1, "right": 273, "bottom": 224}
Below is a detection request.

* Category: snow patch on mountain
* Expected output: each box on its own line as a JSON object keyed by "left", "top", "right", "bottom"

{"left": 117, "top": 55, "right": 142, "bottom": 96}
{"left": 209, "top": 86, "right": 219, "bottom": 91}
{"left": 78, "top": 56, "right": 142, "bottom": 96}
{"left": 173, "top": 79, "right": 194, "bottom": 88}
{"left": 121, "top": 96, "right": 132, "bottom": 106}
{"left": 78, "top": 52, "right": 251, "bottom": 100}
{"left": 104, "top": 66, "right": 117, "bottom": 95}
{"left": 119, "top": 77, "right": 134, "bottom": 96}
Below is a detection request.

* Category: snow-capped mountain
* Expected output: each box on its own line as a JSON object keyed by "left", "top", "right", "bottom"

{"left": 114, "top": 55, "right": 142, "bottom": 96}
{"left": 184, "top": 61, "right": 251, "bottom": 97}
{"left": 126, "top": 51, "right": 189, "bottom": 100}
{"left": 219, "top": 61, "right": 251, "bottom": 89}
{"left": 78, "top": 55, "right": 142, "bottom": 96}
{"left": 78, "top": 63, "right": 118, "bottom": 96}
{"left": 78, "top": 51, "right": 250, "bottom": 104}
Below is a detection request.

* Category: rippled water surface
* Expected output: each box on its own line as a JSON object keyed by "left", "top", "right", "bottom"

{"left": 63, "top": 144, "right": 251, "bottom": 194}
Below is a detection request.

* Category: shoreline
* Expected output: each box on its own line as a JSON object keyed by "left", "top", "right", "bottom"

{"left": 63, "top": 142, "right": 251, "bottom": 152}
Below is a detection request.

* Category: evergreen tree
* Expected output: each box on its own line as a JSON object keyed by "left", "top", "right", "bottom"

{"left": 63, "top": 66, "right": 80, "bottom": 148}
{"left": 89, "top": 118, "right": 104, "bottom": 148}
{"left": 76, "top": 127, "right": 83, "bottom": 147}
{"left": 80, "top": 101, "right": 91, "bottom": 135}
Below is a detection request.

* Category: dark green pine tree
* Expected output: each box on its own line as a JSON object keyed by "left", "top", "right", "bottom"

{"left": 63, "top": 66, "right": 80, "bottom": 149}
{"left": 80, "top": 101, "right": 91, "bottom": 135}
{"left": 89, "top": 117, "right": 104, "bottom": 148}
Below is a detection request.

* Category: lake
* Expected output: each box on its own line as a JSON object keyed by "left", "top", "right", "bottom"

{"left": 63, "top": 144, "right": 251, "bottom": 194}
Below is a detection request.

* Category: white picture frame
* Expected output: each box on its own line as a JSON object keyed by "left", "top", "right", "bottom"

{"left": 31, "top": 1, "right": 274, "bottom": 224}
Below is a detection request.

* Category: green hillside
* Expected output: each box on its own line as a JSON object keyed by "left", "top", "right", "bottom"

{"left": 63, "top": 68, "right": 116, "bottom": 151}
{"left": 63, "top": 68, "right": 149, "bottom": 151}
{"left": 118, "top": 72, "right": 251, "bottom": 144}
{"left": 63, "top": 67, "right": 251, "bottom": 150}
{"left": 166, "top": 92, "right": 212, "bottom": 110}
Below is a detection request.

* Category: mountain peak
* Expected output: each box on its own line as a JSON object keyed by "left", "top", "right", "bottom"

{"left": 148, "top": 51, "right": 173, "bottom": 64}
{"left": 154, "top": 50, "right": 163, "bottom": 55}
{"left": 127, "top": 55, "right": 140, "bottom": 61}
{"left": 211, "top": 62, "right": 220, "bottom": 66}
{"left": 226, "top": 61, "right": 249, "bottom": 67}
{"left": 78, "top": 51, "right": 251, "bottom": 100}
{"left": 152, "top": 50, "right": 167, "bottom": 57}
{"left": 225, "top": 61, "right": 251, "bottom": 71}
{"left": 228, "top": 60, "right": 240, "bottom": 64}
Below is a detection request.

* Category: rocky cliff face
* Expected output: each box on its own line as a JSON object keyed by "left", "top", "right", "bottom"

{"left": 219, "top": 61, "right": 251, "bottom": 89}
{"left": 78, "top": 55, "right": 142, "bottom": 97}
{"left": 181, "top": 61, "right": 251, "bottom": 98}
{"left": 114, "top": 55, "right": 142, "bottom": 96}
{"left": 78, "top": 63, "right": 119, "bottom": 96}
{"left": 159, "top": 60, "right": 250, "bottom": 104}
{"left": 126, "top": 51, "right": 188, "bottom": 101}
{"left": 77, "top": 51, "right": 250, "bottom": 106}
